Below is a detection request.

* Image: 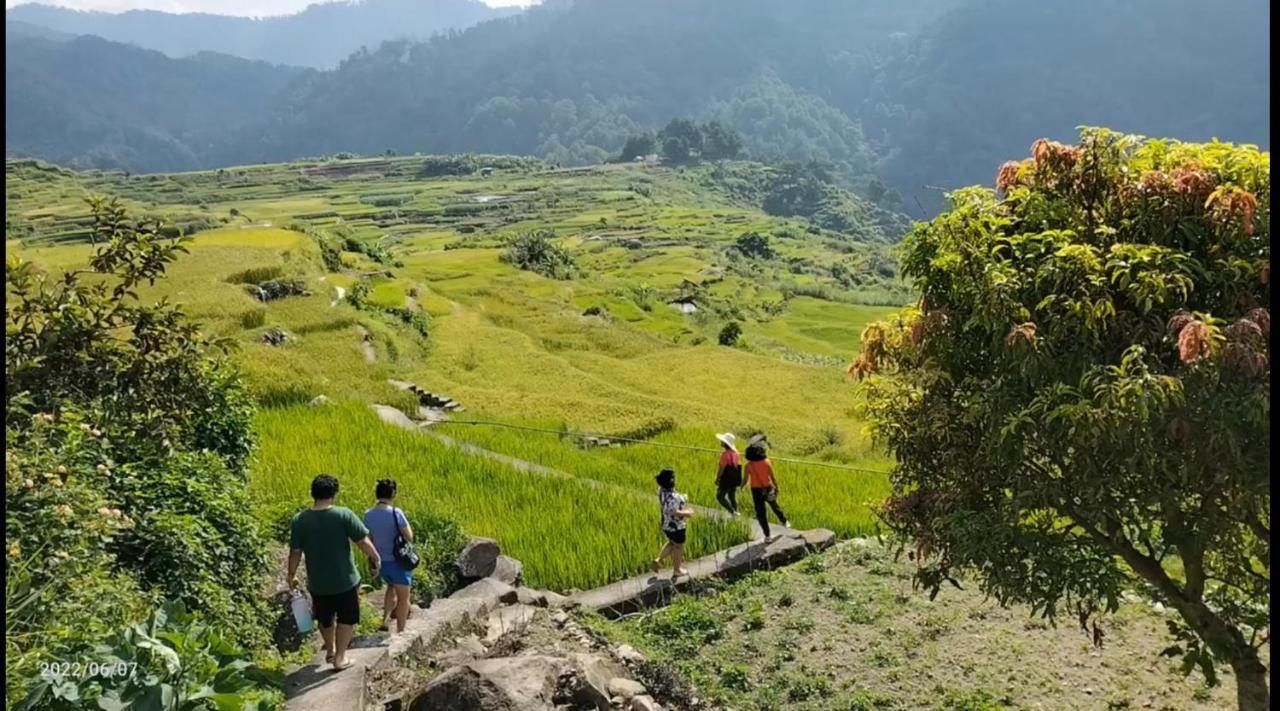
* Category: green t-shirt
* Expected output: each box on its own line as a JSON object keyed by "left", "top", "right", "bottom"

{"left": 290, "top": 506, "right": 369, "bottom": 596}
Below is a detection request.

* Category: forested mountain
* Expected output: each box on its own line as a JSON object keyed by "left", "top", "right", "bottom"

{"left": 4, "top": 34, "right": 311, "bottom": 172}
{"left": 212, "top": 0, "right": 960, "bottom": 187}
{"left": 862, "top": 0, "right": 1272, "bottom": 212}
{"left": 6, "top": 18, "right": 73, "bottom": 40}
{"left": 4, "top": 0, "right": 1270, "bottom": 213}
{"left": 4, "top": 0, "right": 513, "bottom": 69}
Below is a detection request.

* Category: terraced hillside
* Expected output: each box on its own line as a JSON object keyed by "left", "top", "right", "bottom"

{"left": 6, "top": 155, "right": 907, "bottom": 590}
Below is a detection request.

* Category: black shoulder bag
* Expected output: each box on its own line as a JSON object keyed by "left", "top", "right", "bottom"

{"left": 392, "top": 508, "right": 420, "bottom": 570}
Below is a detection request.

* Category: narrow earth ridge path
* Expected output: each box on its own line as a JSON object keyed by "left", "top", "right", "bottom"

{"left": 371, "top": 403, "right": 794, "bottom": 541}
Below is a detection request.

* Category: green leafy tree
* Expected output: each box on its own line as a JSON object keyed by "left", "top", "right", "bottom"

{"left": 853, "top": 129, "right": 1269, "bottom": 709}
{"left": 621, "top": 132, "right": 657, "bottom": 161}
{"left": 700, "top": 121, "right": 744, "bottom": 161}
{"left": 658, "top": 118, "right": 704, "bottom": 164}
{"left": 762, "top": 161, "right": 834, "bottom": 218}
{"left": 718, "top": 321, "right": 743, "bottom": 346}
{"left": 6, "top": 197, "right": 275, "bottom": 704}
{"left": 733, "top": 232, "right": 775, "bottom": 259}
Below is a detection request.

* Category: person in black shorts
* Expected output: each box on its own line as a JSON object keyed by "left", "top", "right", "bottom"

{"left": 286, "top": 474, "right": 382, "bottom": 671}
{"left": 651, "top": 468, "right": 694, "bottom": 579}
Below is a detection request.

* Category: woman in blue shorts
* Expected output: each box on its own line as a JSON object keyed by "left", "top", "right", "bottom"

{"left": 364, "top": 479, "right": 414, "bottom": 633}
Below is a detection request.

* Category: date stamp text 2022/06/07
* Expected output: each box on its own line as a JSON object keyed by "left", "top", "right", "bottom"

{"left": 38, "top": 661, "right": 139, "bottom": 683}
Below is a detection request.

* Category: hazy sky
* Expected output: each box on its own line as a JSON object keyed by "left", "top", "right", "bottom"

{"left": 5, "top": 0, "right": 538, "bottom": 16}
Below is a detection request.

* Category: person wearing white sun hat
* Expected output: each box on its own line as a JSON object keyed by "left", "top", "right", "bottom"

{"left": 714, "top": 432, "right": 743, "bottom": 516}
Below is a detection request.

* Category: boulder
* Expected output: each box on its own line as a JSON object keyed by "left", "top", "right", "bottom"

{"left": 631, "top": 695, "right": 663, "bottom": 711}
{"left": 800, "top": 528, "right": 836, "bottom": 551}
{"left": 469, "top": 656, "right": 570, "bottom": 709}
{"left": 452, "top": 578, "right": 518, "bottom": 607}
{"left": 614, "top": 644, "right": 645, "bottom": 665}
{"left": 489, "top": 555, "right": 524, "bottom": 585}
{"left": 569, "top": 653, "right": 627, "bottom": 710}
{"left": 410, "top": 656, "right": 562, "bottom": 711}
{"left": 485, "top": 604, "right": 539, "bottom": 643}
{"left": 436, "top": 635, "right": 488, "bottom": 669}
{"left": 455, "top": 537, "right": 501, "bottom": 579}
{"left": 607, "top": 677, "right": 647, "bottom": 700}
{"left": 260, "top": 327, "right": 292, "bottom": 346}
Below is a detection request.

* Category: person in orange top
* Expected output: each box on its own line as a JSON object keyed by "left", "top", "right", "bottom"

{"left": 742, "top": 436, "right": 789, "bottom": 542}
{"left": 714, "top": 432, "right": 742, "bottom": 516}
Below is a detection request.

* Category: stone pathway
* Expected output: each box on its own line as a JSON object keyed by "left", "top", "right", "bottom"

{"left": 282, "top": 527, "right": 833, "bottom": 710}
{"left": 571, "top": 528, "right": 834, "bottom": 618}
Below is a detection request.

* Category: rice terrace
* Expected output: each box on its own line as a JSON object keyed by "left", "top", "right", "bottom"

{"left": 3, "top": 1, "right": 1269, "bottom": 710}
{"left": 7, "top": 138, "right": 1268, "bottom": 709}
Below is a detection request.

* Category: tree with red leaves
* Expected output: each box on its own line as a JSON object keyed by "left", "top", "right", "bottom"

{"left": 855, "top": 128, "right": 1269, "bottom": 709}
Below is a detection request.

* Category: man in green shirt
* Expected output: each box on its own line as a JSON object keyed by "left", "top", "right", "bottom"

{"left": 287, "top": 474, "right": 381, "bottom": 671}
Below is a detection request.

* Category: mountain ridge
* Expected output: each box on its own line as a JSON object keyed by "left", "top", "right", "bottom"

{"left": 5, "top": 0, "right": 516, "bottom": 68}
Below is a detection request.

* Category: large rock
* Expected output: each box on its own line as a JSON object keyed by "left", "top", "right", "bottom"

{"left": 800, "top": 528, "right": 837, "bottom": 551}
{"left": 607, "top": 677, "right": 647, "bottom": 701}
{"left": 485, "top": 604, "right": 540, "bottom": 643}
{"left": 412, "top": 656, "right": 583, "bottom": 710}
{"left": 614, "top": 644, "right": 645, "bottom": 665}
{"left": 569, "top": 653, "right": 627, "bottom": 710}
{"left": 436, "top": 635, "right": 488, "bottom": 669}
{"left": 631, "top": 695, "right": 663, "bottom": 711}
{"left": 489, "top": 555, "right": 524, "bottom": 585}
{"left": 452, "top": 577, "right": 518, "bottom": 607}
{"left": 409, "top": 665, "right": 514, "bottom": 711}
{"left": 455, "top": 537, "right": 501, "bottom": 579}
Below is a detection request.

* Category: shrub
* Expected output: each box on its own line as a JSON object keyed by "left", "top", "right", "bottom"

{"left": 734, "top": 231, "right": 775, "bottom": 259}
{"left": 718, "top": 321, "right": 743, "bottom": 346}
{"left": 420, "top": 154, "right": 478, "bottom": 177}
{"left": 239, "top": 309, "right": 267, "bottom": 330}
{"left": 500, "top": 230, "right": 578, "bottom": 280}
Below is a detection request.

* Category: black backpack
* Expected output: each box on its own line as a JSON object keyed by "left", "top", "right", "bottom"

{"left": 718, "top": 460, "right": 742, "bottom": 487}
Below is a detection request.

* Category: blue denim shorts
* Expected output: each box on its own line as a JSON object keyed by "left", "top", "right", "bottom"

{"left": 379, "top": 558, "right": 413, "bottom": 586}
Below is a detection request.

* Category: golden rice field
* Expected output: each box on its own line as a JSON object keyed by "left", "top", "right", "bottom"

{"left": 8, "top": 155, "right": 909, "bottom": 590}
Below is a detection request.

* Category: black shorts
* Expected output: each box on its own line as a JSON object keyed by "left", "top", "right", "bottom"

{"left": 663, "top": 528, "right": 687, "bottom": 545}
{"left": 312, "top": 585, "right": 360, "bottom": 628}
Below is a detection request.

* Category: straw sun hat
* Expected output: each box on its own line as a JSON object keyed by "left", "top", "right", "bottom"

{"left": 715, "top": 432, "right": 737, "bottom": 449}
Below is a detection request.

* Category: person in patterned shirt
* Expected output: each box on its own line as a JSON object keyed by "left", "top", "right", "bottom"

{"left": 651, "top": 468, "right": 694, "bottom": 579}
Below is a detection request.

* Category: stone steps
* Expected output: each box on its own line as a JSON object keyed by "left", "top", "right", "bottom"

{"left": 387, "top": 379, "right": 464, "bottom": 414}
